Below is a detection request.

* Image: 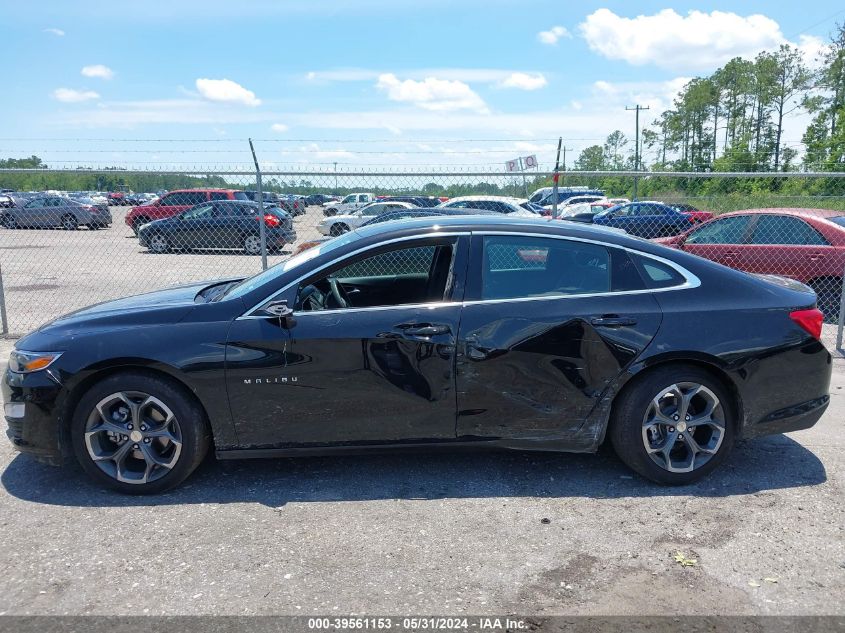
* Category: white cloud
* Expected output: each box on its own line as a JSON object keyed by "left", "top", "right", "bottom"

{"left": 81, "top": 64, "right": 115, "bottom": 80}
{"left": 43, "top": 28, "right": 64, "bottom": 36}
{"left": 537, "top": 26, "right": 570, "bottom": 45}
{"left": 498, "top": 72, "right": 547, "bottom": 91}
{"left": 270, "top": 123, "right": 289, "bottom": 132}
{"left": 375, "top": 73, "right": 488, "bottom": 113}
{"left": 195, "top": 78, "right": 261, "bottom": 106}
{"left": 797, "top": 35, "right": 829, "bottom": 70}
{"left": 580, "top": 9, "right": 794, "bottom": 71}
{"left": 52, "top": 88, "right": 100, "bottom": 103}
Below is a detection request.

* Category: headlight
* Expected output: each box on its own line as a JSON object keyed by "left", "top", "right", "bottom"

{"left": 8, "top": 350, "right": 63, "bottom": 374}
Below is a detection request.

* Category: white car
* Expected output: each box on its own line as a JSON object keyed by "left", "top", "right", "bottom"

{"left": 318, "top": 201, "right": 417, "bottom": 236}
{"left": 542, "top": 195, "right": 607, "bottom": 211}
{"left": 323, "top": 192, "right": 376, "bottom": 217}
{"left": 436, "top": 195, "right": 537, "bottom": 216}
{"left": 607, "top": 197, "right": 630, "bottom": 205}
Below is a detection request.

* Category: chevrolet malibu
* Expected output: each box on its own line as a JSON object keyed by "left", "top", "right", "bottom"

{"left": 3, "top": 216, "right": 832, "bottom": 494}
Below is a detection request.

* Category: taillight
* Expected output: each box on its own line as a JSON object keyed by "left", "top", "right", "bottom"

{"left": 263, "top": 214, "right": 280, "bottom": 227}
{"left": 789, "top": 308, "right": 824, "bottom": 340}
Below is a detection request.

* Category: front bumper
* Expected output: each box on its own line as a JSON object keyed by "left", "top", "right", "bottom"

{"left": 3, "top": 367, "right": 66, "bottom": 465}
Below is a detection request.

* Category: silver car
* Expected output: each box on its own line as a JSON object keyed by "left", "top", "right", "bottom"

{"left": 1, "top": 195, "right": 112, "bottom": 230}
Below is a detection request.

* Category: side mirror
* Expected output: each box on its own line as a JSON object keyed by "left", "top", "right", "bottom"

{"left": 261, "top": 300, "right": 297, "bottom": 328}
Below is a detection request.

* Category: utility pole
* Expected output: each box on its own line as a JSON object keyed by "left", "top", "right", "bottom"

{"left": 560, "top": 146, "right": 573, "bottom": 187}
{"left": 333, "top": 161, "right": 338, "bottom": 192}
{"left": 626, "top": 104, "right": 650, "bottom": 201}
{"left": 248, "top": 138, "right": 268, "bottom": 271}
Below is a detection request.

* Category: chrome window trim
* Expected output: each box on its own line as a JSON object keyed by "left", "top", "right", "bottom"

{"left": 237, "top": 232, "right": 469, "bottom": 319}
{"left": 236, "top": 228, "right": 700, "bottom": 320}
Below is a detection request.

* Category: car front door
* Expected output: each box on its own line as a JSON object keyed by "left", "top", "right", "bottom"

{"left": 456, "top": 233, "right": 663, "bottom": 442}
{"left": 171, "top": 203, "right": 215, "bottom": 248}
{"left": 225, "top": 235, "right": 469, "bottom": 447}
{"left": 680, "top": 215, "right": 754, "bottom": 268}
{"left": 20, "top": 198, "right": 49, "bottom": 226}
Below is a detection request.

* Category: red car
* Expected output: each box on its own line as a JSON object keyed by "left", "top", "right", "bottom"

{"left": 655, "top": 208, "right": 845, "bottom": 318}
{"left": 666, "top": 202, "right": 714, "bottom": 224}
{"left": 125, "top": 188, "right": 249, "bottom": 234}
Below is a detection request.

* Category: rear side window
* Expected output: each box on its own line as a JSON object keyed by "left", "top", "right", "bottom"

{"left": 750, "top": 215, "right": 829, "bottom": 246}
{"left": 634, "top": 255, "right": 687, "bottom": 289}
{"left": 233, "top": 192, "right": 250, "bottom": 201}
{"left": 209, "top": 192, "right": 229, "bottom": 201}
{"left": 481, "top": 236, "right": 611, "bottom": 300}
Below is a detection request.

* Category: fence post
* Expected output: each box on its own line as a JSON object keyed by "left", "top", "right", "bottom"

{"left": 837, "top": 266, "right": 845, "bottom": 351}
{"left": 248, "top": 139, "right": 268, "bottom": 271}
{"left": 0, "top": 264, "right": 8, "bottom": 336}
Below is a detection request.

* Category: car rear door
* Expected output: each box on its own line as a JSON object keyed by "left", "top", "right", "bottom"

{"left": 225, "top": 234, "right": 470, "bottom": 447}
{"left": 455, "top": 233, "right": 663, "bottom": 442}
{"left": 740, "top": 214, "right": 832, "bottom": 283}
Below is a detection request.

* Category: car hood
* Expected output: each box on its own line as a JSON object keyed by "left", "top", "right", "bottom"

{"left": 32, "top": 281, "right": 215, "bottom": 339}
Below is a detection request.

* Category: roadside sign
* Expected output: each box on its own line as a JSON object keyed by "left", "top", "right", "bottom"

{"left": 523, "top": 155, "right": 538, "bottom": 169}
{"left": 506, "top": 159, "right": 519, "bottom": 172}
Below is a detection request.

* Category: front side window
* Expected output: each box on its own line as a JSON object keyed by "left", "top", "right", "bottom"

{"left": 482, "top": 236, "right": 611, "bottom": 300}
{"left": 685, "top": 215, "right": 751, "bottom": 245}
{"left": 295, "top": 240, "right": 456, "bottom": 311}
{"left": 181, "top": 203, "right": 214, "bottom": 220}
{"left": 750, "top": 215, "right": 829, "bottom": 246}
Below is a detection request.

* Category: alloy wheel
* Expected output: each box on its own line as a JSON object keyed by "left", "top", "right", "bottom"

{"left": 83, "top": 391, "right": 183, "bottom": 485}
{"left": 244, "top": 235, "right": 262, "bottom": 254}
{"left": 61, "top": 214, "right": 77, "bottom": 230}
{"left": 149, "top": 234, "right": 169, "bottom": 253}
{"left": 641, "top": 382, "right": 725, "bottom": 473}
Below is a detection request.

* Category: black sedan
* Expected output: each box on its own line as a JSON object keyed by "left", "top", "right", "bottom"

{"left": 3, "top": 216, "right": 832, "bottom": 493}
{"left": 137, "top": 200, "right": 296, "bottom": 254}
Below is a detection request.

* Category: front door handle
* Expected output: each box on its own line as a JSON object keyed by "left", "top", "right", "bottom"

{"left": 395, "top": 323, "right": 452, "bottom": 338}
{"left": 590, "top": 315, "right": 637, "bottom": 328}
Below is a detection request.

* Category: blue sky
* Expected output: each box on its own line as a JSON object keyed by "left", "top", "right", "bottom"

{"left": 3, "top": 0, "right": 844, "bottom": 169}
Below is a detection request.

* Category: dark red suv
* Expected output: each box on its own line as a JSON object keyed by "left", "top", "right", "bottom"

{"left": 125, "top": 189, "right": 249, "bottom": 234}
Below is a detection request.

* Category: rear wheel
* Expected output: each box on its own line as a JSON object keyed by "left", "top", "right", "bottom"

{"left": 61, "top": 214, "right": 78, "bottom": 231}
{"left": 243, "top": 234, "right": 263, "bottom": 255}
{"left": 609, "top": 365, "right": 736, "bottom": 485}
{"left": 330, "top": 223, "right": 349, "bottom": 236}
{"left": 809, "top": 278, "right": 842, "bottom": 323}
{"left": 71, "top": 371, "right": 210, "bottom": 494}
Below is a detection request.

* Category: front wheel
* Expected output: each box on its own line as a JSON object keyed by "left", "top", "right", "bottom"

{"left": 609, "top": 365, "right": 736, "bottom": 485}
{"left": 1, "top": 214, "right": 17, "bottom": 229}
{"left": 61, "top": 214, "right": 78, "bottom": 231}
{"left": 148, "top": 233, "right": 170, "bottom": 253}
{"left": 71, "top": 372, "right": 210, "bottom": 494}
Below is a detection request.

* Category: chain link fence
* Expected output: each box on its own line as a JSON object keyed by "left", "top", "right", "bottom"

{"left": 0, "top": 167, "right": 843, "bottom": 354}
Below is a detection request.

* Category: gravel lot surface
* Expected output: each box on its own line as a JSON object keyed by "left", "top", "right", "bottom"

{"left": 0, "top": 332, "right": 842, "bottom": 616}
{"left": 0, "top": 205, "right": 329, "bottom": 335}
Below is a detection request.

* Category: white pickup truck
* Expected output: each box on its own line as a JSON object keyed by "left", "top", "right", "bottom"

{"left": 323, "top": 192, "right": 375, "bottom": 217}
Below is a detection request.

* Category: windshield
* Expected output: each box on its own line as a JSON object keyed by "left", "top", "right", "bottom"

{"left": 223, "top": 232, "right": 359, "bottom": 300}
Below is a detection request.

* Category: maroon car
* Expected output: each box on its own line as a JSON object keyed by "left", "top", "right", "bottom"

{"left": 655, "top": 208, "right": 845, "bottom": 319}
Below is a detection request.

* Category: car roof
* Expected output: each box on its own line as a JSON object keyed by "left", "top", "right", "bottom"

{"left": 716, "top": 207, "right": 845, "bottom": 219}
{"left": 350, "top": 213, "right": 648, "bottom": 245}
{"left": 443, "top": 195, "right": 527, "bottom": 203}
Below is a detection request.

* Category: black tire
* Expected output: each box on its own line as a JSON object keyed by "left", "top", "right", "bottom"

{"left": 324, "top": 207, "right": 337, "bottom": 217}
{"left": 131, "top": 216, "right": 151, "bottom": 236}
{"left": 609, "top": 364, "right": 736, "bottom": 485}
{"left": 1, "top": 214, "right": 17, "bottom": 229}
{"left": 330, "top": 223, "right": 349, "bottom": 236}
{"left": 61, "top": 214, "right": 78, "bottom": 231}
{"left": 70, "top": 371, "right": 210, "bottom": 494}
{"left": 809, "top": 278, "right": 842, "bottom": 324}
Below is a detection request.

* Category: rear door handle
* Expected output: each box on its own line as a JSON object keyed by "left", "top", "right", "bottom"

{"left": 395, "top": 323, "right": 452, "bottom": 338}
{"left": 590, "top": 316, "right": 637, "bottom": 328}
